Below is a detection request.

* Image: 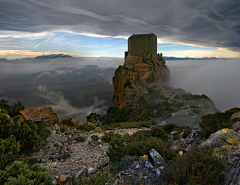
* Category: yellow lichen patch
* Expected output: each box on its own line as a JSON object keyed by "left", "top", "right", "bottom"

{"left": 207, "top": 141, "right": 211, "bottom": 144}
{"left": 96, "top": 127, "right": 102, "bottom": 131}
{"left": 222, "top": 128, "right": 231, "bottom": 133}
{"left": 214, "top": 148, "right": 220, "bottom": 152}
{"left": 171, "top": 145, "right": 179, "bottom": 150}
{"left": 222, "top": 145, "right": 232, "bottom": 151}
{"left": 227, "top": 138, "right": 235, "bottom": 144}
{"left": 140, "top": 155, "right": 148, "bottom": 163}
{"left": 86, "top": 122, "right": 92, "bottom": 125}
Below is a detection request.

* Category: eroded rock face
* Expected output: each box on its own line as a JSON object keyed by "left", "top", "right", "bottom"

{"left": 20, "top": 107, "right": 60, "bottom": 124}
{"left": 113, "top": 34, "right": 170, "bottom": 109}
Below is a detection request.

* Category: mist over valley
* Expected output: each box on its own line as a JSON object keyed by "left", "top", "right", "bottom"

{"left": 1, "top": 56, "right": 240, "bottom": 121}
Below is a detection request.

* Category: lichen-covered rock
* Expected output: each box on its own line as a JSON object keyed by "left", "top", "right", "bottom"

{"left": 139, "top": 155, "right": 148, "bottom": 163}
{"left": 149, "top": 149, "right": 166, "bottom": 166}
{"left": 20, "top": 107, "right": 60, "bottom": 124}
{"left": 231, "top": 112, "right": 240, "bottom": 122}
{"left": 198, "top": 128, "right": 240, "bottom": 185}
{"left": 169, "top": 124, "right": 204, "bottom": 153}
{"left": 198, "top": 128, "right": 240, "bottom": 149}
{"left": 231, "top": 121, "right": 240, "bottom": 132}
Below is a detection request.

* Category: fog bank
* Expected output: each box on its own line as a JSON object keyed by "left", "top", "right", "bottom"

{"left": 166, "top": 59, "right": 240, "bottom": 112}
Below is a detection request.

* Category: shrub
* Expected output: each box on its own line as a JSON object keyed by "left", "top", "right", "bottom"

{"left": 150, "top": 126, "right": 168, "bottom": 141}
{"left": 140, "top": 122, "right": 151, "bottom": 128}
{"left": 91, "top": 135, "right": 99, "bottom": 142}
{"left": 0, "top": 135, "right": 21, "bottom": 170}
{"left": 126, "top": 137, "right": 176, "bottom": 160}
{"left": 77, "top": 124, "right": 95, "bottom": 132}
{"left": 106, "top": 134, "right": 126, "bottom": 162}
{"left": 74, "top": 136, "right": 85, "bottom": 142}
{"left": 199, "top": 108, "right": 240, "bottom": 139}
{"left": 0, "top": 112, "right": 11, "bottom": 139}
{"left": 0, "top": 98, "right": 25, "bottom": 118}
{"left": 36, "top": 121, "right": 51, "bottom": 140}
{"left": 124, "top": 130, "right": 151, "bottom": 143}
{"left": 0, "top": 161, "right": 53, "bottom": 185}
{"left": 1, "top": 114, "right": 50, "bottom": 155}
{"left": 163, "top": 123, "right": 177, "bottom": 133}
{"left": 17, "top": 120, "right": 42, "bottom": 154}
{"left": 182, "top": 126, "right": 192, "bottom": 138}
{"left": 163, "top": 145, "right": 226, "bottom": 185}
{"left": 60, "top": 118, "right": 75, "bottom": 127}
{"left": 59, "top": 125, "right": 67, "bottom": 133}
{"left": 101, "top": 131, "right": 115, "bottom": 143}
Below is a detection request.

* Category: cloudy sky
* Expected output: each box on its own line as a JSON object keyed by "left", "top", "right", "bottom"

{"left": 1, "top": 0, "right": 240, "bottom": 59}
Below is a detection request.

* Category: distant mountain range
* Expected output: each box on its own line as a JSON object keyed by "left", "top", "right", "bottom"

{"left": 35, "top": 54, "right": 73, "bottom": 59}
{"left": 33, "top": 54, "right": 228, "bottom": 61}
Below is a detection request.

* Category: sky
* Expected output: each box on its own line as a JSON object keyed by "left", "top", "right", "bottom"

{"left": 1, "top": 0, "right": 240, "bottom": 59}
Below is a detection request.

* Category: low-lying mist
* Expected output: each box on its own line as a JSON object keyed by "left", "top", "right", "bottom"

{"left": 166, "top": 59, "right": 240, "bottom": 112}
{"left": 1, "top": 56, "right": 240, "bottom": 121}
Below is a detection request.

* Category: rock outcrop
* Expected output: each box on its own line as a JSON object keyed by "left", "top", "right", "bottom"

{"left": 113, "top": 33, "right": 170, "bottom": 108}
{"left": 20, "top": 107, "right": 60, "bottom": 124}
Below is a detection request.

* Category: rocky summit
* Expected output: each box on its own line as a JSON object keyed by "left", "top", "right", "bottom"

{"left": 113, "top": 33, "right": 170, "bottom": 109}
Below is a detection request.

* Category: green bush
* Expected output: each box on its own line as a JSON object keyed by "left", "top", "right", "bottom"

{"left": 106, "top": 134, "right": 126, "bottom": 162}
{"left": 101, "top": 131, "right": 116, "bottom": 143}
{"left": 124, "top": 130, "right": 151, "bottom": 143}
{"left": 77, "top": 124, "right": 95, "bottom": 132}
{"left": 163, "top": 123, "right": 177, "bottom": 133}
{"left": 140, "top": 122, "right": 151, "bottom": 128}
{"left": 74, "top": 136, "right": 86, "bottom": 142}
{"left": 0, "top": 135, "right": 21, "bottom": 170}
{"left": 182, "top": 126, "right": 192, "bottom": 138}
{"left": 36, "top": 121, "right": 51, "bottom": 140}
{"left": 163, "top": 145, "right": 226, "bottom": 185}
{"left": 199, "top": 108, "right": 240, "bottom": 139}
{"left": 150, "top": 126, "right": 168, "bottom": 141}
{"left": 91, "top": 135, "right": 99, "bottom": 142}
{"left": 0, "top": 161, "right": 53, "bottom": 185}
{"left": 60, "top": 118, "right": 74, "bottom": 127}
{"left": 0, "top": 112, "right": 11, "bottom": 139}
{"left": 0, "top": 97, "right": 25, "bottom": 118}
{"left": 126, "top": 137, "right": 176, "bottom": 160}
{"left": 17, "top": 120, "right": 42, "bottom": 154}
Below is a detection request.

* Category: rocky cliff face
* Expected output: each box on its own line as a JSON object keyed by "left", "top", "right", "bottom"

{"left": 113, "top": 52, "right": 170, "bottom": 108}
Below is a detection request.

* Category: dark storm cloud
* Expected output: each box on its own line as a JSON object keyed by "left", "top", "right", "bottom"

{"left": 1, "top": 0, "right": 240, "bottom": 52}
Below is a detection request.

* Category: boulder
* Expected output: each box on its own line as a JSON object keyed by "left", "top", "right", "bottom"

{"left": 231, "top": 112, "right": 240, "bottom": 122}
{"left": 231, "top": 121, "right": 240, "bottom": 132}
{"left": 149, "top": 149, "right": 166, "bottom": 166}
{"left": 20, "top": 107, "right": 60, "bottom": 124}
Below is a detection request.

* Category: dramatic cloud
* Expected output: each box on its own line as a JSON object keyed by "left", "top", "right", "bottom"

{"left": 1, "top": 0, "right": 240, "bottom": 53}
{"left": 37, "top": 85, "right": 108, "bottom": 121}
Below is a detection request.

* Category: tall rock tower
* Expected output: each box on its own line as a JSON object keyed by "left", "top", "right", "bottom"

{"left": 113, "top": 33, "right": 170, "bottom": 108}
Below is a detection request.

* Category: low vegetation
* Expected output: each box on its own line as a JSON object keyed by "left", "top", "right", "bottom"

{"left": 163, "top": 145, "right": 227, "bottom": 185}
{"left": 199, "top": 108, "right": 240, "bottom": 139}
{"left": 0, "top": 161, "right": 53, "bottom": 185}
{"left": 0, "top": 95, "right": 238, "bottom": 184}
